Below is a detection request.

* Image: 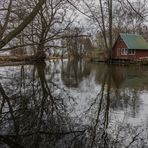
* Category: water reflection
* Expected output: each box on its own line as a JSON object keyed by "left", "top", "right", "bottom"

{"left": 0, "top": 60, "right": 148, "bottom": 147}
{"left": 61, "top": 59, "right": 91, "bottom": 87}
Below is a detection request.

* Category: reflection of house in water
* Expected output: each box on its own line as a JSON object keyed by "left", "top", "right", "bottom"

{"left": 121, "top": 66, "right": 148, "bottom": 90}
{"left": 93, "top": 64, "right": 146, "bottom": 117}
{"left": 95, "top": 64, "right": 148, "bottom": 90}
{"left": 114, "top": 66, "right": 148, "bottom": 90}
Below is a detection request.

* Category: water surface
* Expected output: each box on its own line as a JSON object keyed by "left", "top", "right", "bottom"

{"left": 0, "top": 60, "right": 148, "bottom": 148}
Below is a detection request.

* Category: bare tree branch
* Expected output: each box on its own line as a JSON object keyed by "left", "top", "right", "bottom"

{"left": 0, "top": 0, "right": 46, "bottom": 49}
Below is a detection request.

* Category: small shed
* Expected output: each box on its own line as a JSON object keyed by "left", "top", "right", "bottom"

{"left": 112, "top": 33, "right": 148, "bottom": 61}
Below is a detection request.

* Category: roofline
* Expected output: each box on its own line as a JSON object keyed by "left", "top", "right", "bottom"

{"left": 112, "top": 35, "right": 120, "bottom": 50}
{"left": 119, "top": 33, "right": 130, "bottom": 49}
{"left": 120, "top": 33, "right": 148, "bottom": 50}
{"left": 119, "top": 33, "right": 142, "bottom": 36}
{"left": 112, "top": 33, "right": 148, "bottom": 50}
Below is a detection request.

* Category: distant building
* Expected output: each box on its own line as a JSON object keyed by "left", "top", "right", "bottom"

{"left": 112, "top": 33, "right": 148, "bottom": 60}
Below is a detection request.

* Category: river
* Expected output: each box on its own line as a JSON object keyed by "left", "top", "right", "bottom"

{"left": 0, "top": 59, "right": 148, "bottom": 148}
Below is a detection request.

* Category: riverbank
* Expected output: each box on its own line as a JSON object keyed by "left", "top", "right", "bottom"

{"left": 0, "top": 55, "right": 34, "bottom": 62}
{"left": 1, "top": 55, "right": 148, "bottom": 66}
{"left": 0, "top": 55, "right": 68, "bottom": 66}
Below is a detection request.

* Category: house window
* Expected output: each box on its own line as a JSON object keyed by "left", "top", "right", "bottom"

{"left": 121, "top": 48, "right": 128, "bottom": 55}
{"left": 124, "top": 49, "right": 128, "bottom": 55}
{"left": 121, "top": 48, "right": 135, "bottom": 55}
{"left": 121, "top": 48, "right": 124, "bottom": 55}
{"left": 128, "top": 49, "right": 135, "bottom": 55}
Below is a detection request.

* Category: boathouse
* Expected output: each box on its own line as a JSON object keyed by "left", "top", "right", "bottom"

{"left": 112, "top": 33, "right": 148, "bottom": 61}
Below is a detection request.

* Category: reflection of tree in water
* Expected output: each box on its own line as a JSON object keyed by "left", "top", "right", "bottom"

{"left": 0, "top": 62, "right": 148, "bottom": 148}
{"left": 94, "top": 65, "right": 142, "bottom": 115}
{"left": 84, "top": 65, "right": 146, "bottom": 147}
{"left": 0, "top": 62, "right": 86, "bottom": 148}
{"left": 61, "top": 59, "right": 91, "bottom": 88}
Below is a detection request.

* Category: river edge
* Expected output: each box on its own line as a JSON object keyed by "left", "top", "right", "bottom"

{"left": 0, "top": 55, "right": 69, "bottom": 65}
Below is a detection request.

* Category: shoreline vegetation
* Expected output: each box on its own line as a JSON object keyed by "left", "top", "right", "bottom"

{"left": 1, "top": 54, "right": 148, "bottom": 66}
{"left": 0, "top": 55, "right": 67, "bottom": 62}
{"left": 0, "top": 55, "right": 53, "bottom": 66}
{"left": 0, "top": 55, "right": 70, "bottom": 66}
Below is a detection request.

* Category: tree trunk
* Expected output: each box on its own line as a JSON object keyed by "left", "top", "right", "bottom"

{"left": 0, "top": 0, "right": 13, "bottom": 40}
{"left": 108, "top": 0, "right": 112, "bottom": 60}
{"left": 99, "top": 0, "right": 108, "bottom": 51}
{"left": 0, "top": 0, "right": 45, "bottom": 49}
{"left": 35, "top": 43, "right": 46, "bottom": 61}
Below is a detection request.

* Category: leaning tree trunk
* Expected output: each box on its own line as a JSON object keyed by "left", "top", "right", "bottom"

{"left": 0, "top": 0, "right": 45, "bottom": 50}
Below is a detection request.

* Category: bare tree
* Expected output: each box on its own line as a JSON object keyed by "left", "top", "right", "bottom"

{"left": 6, "top": 0, "right": 76, "bottom": 59}
{"left": 0, "top": 0, "right": 45, "bottom": 50}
